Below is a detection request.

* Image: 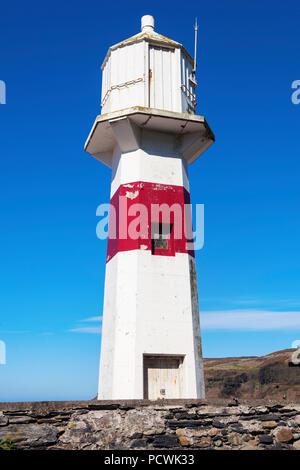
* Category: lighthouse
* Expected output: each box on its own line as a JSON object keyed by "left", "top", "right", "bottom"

{"left": 85, "top": 15, "right": 214, "bottom": 400}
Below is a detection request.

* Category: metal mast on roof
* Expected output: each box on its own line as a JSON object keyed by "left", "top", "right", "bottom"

{"left": 193, "top": 17, "right": 198, "bottom": 76}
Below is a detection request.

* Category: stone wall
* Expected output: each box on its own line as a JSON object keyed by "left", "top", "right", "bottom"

{"left": 1, "top": 399, "right": 300, "bottom": 450}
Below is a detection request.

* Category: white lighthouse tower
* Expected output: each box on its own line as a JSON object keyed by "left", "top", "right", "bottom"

{"left": 85, "top": 15, "right": 214, "bottom": 400}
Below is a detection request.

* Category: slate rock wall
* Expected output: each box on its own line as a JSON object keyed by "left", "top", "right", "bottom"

{"left": 0, "top": 399, "right": 300, "bottom": 450}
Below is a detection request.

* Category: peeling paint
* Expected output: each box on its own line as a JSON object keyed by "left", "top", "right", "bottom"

{"left": 106, "top": 181, "right": 193, "bottom": 264}
{"left": 125, "top": 190, "right": 139, "bottom": 200}
{"left": 153, "top": 183, "right": 177, "bottom": 192}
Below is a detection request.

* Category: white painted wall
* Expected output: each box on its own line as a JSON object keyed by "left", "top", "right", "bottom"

{"left": 101, "top": 42, "right": 146, "bottom": 114}
{"left": 110, "top": 128, "right": 190, "bottom": 197}
{"left": 101, "top": 32, "right": 195, "bottom": 114}
{"left": 98, "top": 132, "right": 205, "bottom": 400}
{"left": 98, "top": 250, "right": 205, "bottom": 399}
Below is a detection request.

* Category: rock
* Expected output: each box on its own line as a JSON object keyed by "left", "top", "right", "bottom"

{"left": 37, "top": 414, "right": 70, "bottom": 424}
{"left": 258, "top": 414, "right": 280, "bottom": 422}
{"left": 88, "top": 403, "right": 119, "bottom": 410}
{"left": 0, "top": 424, "right": 59, "bottom": 448}
{"left": 227, "top": 432, "right": 243, "bottom": 446}
{"left": 274, "top": 428, "right": 293, "bottom": 443}
{"left": 259, "top": 434, "right": 273, "bottom": 445}
{"left": 8, "top": 416, "right": 35, "bottom": 424}
{"left": 257, "top": 406, "right": 268, "bottom": 414}
{"left": 209, "top": 427, "right": 220, "bottom": 437}
{"left": 293, "top": 439, "right": 300, "bottom": 450}
{"left": 178, "top": 435, "right": 189, "bottom": 447}
{"left": 228, "top": 398, "right": 239, "bottom": 407}
{"left": 144, "top": 428, "right": 164, "bottom": 436}
{"left": 130, "top": 432, "right": 143, "bottom": 439}
{"left": 124, "top": 409, "right": 166, "bottom": 436}
{"left": 167, "top": 420, "right": 206, "bottom": 429}
{"left": 212, "top": 419, "right": 226, "bottom": 429}
{"left": 192, "top": 428, "right": 209, "bottom": 437}
{"left": 239, "top": 406, "right": 255, "bottom": 415}
{"left": 0, "top": 412, "right": 8, "bottom": 426}
{"left": 243, "top": 422, "right": 262, "bottom": 434}
{"left": 197, "top": 405, "right": 219, "bottom": 415}
{"left": 152, "top": 434, "right": 178, "bottom": 448}
{"left": 248, "top": 436, "right": 259, "bottom": 447}
{"left": 173, "top": 412, "right": 197, "bottom": 420}
{"left": 88, "top": 410, "right": 122, "bottom": 430}
{"left": 277, "top": 421, "right": 286, "bottom": 427}
{"left": 130, "top": 439, "right": 148, "bottom": 448}
{"left": 227, "top": 416, "right": 240, "bottom": 424}
{"left": 194, "top": 437, "right": 212, "bottom": 448}
{"left": 230, "top": 423, "right": 246, "bottom": 434}
{"left": 175, "top": 428, "right": 189, "bottom": 446}
{"left": 262, "top": 421, "right": 277, "bottom": 429}
{"left": 294, "top": 415, "right": 300, "bottom": 425}
{"left": 214, "top": 439, "right": 223, "bottom": 447}
{"left": 59, "top": 410, "right": 122, "bottom": 449}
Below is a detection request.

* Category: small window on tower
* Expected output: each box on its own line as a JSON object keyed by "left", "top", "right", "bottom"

{"left": 151, "top": 222, "right": 174, "bottom": 256}
{"left": 153, "top": 236, "right": 168, "bottom": 250}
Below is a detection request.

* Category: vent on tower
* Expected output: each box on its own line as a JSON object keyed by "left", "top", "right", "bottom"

{"left": 141, "top": 15, "right": 155, "bottom": 32}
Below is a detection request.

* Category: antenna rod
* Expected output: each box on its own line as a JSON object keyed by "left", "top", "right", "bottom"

{"left": 193, "top": 17, "right": 198, "bottom": 74}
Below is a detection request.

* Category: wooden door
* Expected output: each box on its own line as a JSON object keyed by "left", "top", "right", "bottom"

{"left": 144, "top": 356, "right": 183, "bottom": 400}
{"left": 149, "top": 45, "right": 175, "bottom": 112}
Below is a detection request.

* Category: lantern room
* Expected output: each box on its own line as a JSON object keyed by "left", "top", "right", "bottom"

{"left": 100, "top": 15, "right": 196, "bottom": 115}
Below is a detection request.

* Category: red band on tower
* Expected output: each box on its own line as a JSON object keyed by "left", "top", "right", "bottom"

{"left": 106, "top": 181, "right": 195, "bottom": 263}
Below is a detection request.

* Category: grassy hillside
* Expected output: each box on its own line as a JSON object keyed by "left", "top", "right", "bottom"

{"left": 204, "top": 349, "right": 300, "bottom": 400}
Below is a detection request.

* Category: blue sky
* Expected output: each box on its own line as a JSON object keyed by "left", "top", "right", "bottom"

{"left": 0, "top": 0, "right": 299, "bottom": 401}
